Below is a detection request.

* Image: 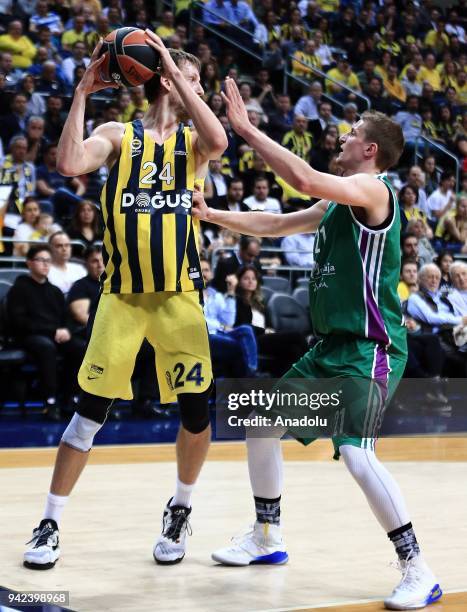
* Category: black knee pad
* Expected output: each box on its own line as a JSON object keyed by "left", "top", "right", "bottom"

{"left": 178, "top": 384, "right": 212, "bottom": 434}
{"left": 77, "top": 391, "right": 114, "bottom": 424}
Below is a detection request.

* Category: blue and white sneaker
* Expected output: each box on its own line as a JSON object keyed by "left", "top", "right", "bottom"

{"left": 384, "top": 554, "right": 442, "bottom": 610}
{"left": 211, "top": 522, "right": 288, "bottom": 566}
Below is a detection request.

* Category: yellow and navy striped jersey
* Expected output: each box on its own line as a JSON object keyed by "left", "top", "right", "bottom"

{"left": 100, "top": 120, "right": 203, "bottom": 294}
{"left": 281, "top": 129, "right": 313, "bottom": 162}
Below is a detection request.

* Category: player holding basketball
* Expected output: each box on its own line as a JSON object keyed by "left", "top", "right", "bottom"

{"left": 24, "top": 32, "right": 227, "bottom": 568}
{"left": 192, "top": 78, "right": 441, "bottom": 610}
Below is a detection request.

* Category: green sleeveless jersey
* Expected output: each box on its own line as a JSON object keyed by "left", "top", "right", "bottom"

{"left": 309, "top": 175, "right": 407, "bottom": 359}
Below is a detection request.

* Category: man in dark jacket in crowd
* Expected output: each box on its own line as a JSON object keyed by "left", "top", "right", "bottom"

{"left": 213, "top": 235, "right": 263, "bottom": 292}
{"left": 7, "top": 244, "right": 84, "bottom": 419}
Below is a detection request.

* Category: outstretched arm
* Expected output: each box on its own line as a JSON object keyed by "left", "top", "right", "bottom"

{"left": 221, "top": 78, "right": 388, "bottom": 209}
{"left": 57, "top": 40, "right": 121, "bottom": 176}
{"left": 145, "top": 30, "right": 227, "bottom": 160}
{"left": 192, "top": 189, "right": 327, "bottom": 237}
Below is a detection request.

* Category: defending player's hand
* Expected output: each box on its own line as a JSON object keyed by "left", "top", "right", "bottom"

{"left": 144, "top": 29, "right": 178, "bottom": 79}
{"left": 221, "top": 77, "right": 251, "bottom": 136}
{"left": 77, "top": 39, "right": 119, "bottom": 95}
{"left": 192, "top": 185, "right": 211, "bottom": 221}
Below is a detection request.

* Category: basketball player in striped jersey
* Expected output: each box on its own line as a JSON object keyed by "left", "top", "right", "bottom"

{"left": 24, "top": 32, "right": 227, "bottom": 568}
{"left": 192, "top": 78, "right": 441, "bottom": 610}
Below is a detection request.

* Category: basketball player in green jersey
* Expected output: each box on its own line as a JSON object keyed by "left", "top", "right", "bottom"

{"left": 192, "top": 78, "right": 442, "bottom": 610}
{"left": 23, "top": 33, "right": 227, "bottom": 569}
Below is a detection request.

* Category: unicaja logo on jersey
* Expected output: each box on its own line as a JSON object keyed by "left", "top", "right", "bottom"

{"left": 120, "top": 189, "right": 193, "bottom": 214}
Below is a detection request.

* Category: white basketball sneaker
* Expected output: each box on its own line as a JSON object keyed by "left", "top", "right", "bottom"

{"left": 384, "top": 553, "right": 442, "bottom": 610}
{"left": 24, "top": 519, "right": 60, "bottom": 570}
{"left": 211, "top": 521, "right": 288, "bottom": 566}
{"left": 153, "top": 499, "right": 192, "bottom": 565}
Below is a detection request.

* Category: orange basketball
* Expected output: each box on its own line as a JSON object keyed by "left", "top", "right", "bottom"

{"left": 99, "top": 27, "right": 160, "bottom": 87}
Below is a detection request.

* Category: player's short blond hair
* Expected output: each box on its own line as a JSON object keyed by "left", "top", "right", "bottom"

{"left": 360, "top": 110, "right": 405, "bottom": 171}
{"left": 144, "top": 49, "right": 201, "bottom": 103}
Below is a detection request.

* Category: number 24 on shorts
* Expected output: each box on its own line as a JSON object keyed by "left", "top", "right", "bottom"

{"left": 166, "top": 362, "right": 204, "bottom": 391}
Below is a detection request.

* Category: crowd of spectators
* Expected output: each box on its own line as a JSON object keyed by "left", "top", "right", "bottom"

{"left": 0, "top": 0, "right": 466, "bottom": 418}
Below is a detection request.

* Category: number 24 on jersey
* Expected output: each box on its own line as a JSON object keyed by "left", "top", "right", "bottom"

{"left": 140, "top": 162, "right": 174, "bottom": 186}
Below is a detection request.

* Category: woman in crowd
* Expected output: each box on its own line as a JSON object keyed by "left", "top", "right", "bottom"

{"left": 233, "top": 265, "right": 308, "bottom": 376}
{"left": 17, "top": 74, "right": 46, "bottom": 117}
{"left": 201, "top": 61, "right": 221, "bottom": 99}
{"left": 207, "top": 92, "right": 225, "bottom": 118}
{"left": 66, "top": 200, "right": 103, "bottom": 257}
{"left": 439, "top": 60, "right": 458, "bottom": 91}
{"left": 254, "top": 10, "right": 281, "bottom": 49}
{"left": 436, "top": 251, "right": 455, "bottom": 292}
{"left": 375, "top": 50, "right": 392, "bottom": 82}
{"left": 238, "top": 82, "right": 267, "bottom": 124}
{"left": 316, "top": 16, "right": 332, "bottom": 44}
{"left": 453, "top": 113, "right": 467, "bottom": 160}
{"left": 201, "top": 258, "right": 257, "bottom": 378}
{"left": 399, "top": 185, "right": 431, "bottom": 233}
{"left": 281, "top": 8, "right": 307, "bottom": 41}
{"left": 436, "top": 105, "right": 457, "bottom": 151}
{"left": 422, "top": 155, "right": 439, "bottom": 196}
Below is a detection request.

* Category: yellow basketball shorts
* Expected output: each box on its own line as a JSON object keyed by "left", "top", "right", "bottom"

{"left": 78, "top": 291, "right": 212, "bottom": 403}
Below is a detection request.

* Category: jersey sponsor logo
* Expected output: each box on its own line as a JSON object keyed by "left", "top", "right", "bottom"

{"left": 120, "top": 189, "right": 193, "bottom": 214}
{"left": 131, "top": 137, "right": 143, "bottom": 157}
{"left": 310, "top": 261, "right": 336, "bottom": 291}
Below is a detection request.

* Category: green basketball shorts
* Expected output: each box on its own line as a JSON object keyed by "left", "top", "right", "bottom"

{"left": 271, "top": 335, "right": 407, "bottom": 459}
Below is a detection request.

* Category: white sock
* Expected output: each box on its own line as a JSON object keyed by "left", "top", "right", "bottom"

{"left": 246, "top": 426, "right": 285, "bottom": 499}
{"left": 43, "top": 492, "right": 68, "bottom": 526}
{"left": 340, "top": 444, "right": 410, "bottom": 532}
{"left": 170, "top": 477, "right": 194, "bottom": 508}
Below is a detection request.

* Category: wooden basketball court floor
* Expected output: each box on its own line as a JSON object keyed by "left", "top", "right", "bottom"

{"left": 1, "top": 438, "right": 466, "bottom": 612}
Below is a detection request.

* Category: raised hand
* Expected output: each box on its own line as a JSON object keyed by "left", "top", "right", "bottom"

{"left": 225, "top": 274, "right": 238, "bottom": 295}
{"left": 144, "top": 28, "right": 178, "bottom": 79}
{"left": 77, "top": 39, "right": 119, "bottom": 95}
{"left": 221, "top": 77, "right": 251, "bottom": 136}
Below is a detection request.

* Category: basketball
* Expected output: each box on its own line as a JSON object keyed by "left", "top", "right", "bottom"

{"left": 99, "top": 27, "right": 160, "bottom": 87}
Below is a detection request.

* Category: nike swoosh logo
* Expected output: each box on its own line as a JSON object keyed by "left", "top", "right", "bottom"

{"left": 87, "top": 376, "right": 99, "bottom": 380}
